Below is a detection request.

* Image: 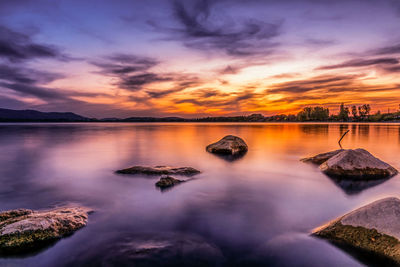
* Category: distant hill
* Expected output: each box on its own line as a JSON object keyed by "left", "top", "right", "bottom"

{"left": 0, "top": 108, "right": 89, "bottom": 122}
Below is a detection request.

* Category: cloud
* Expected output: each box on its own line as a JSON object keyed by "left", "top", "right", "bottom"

{"left": 0, "top": 64, "right": 64, "bottom": 84}
{"left": 91, "top": 53, "right": 168, "bottom": 91}
{"left": 92, "top": 53, "right": 202, "bottom": 95}
{"left": 317, "top": 57, "right": 399, "bottom": 70}
{"left": 151, "top": 0, "right": 282, "bottom": 57}
{"left": 267, "top": 75, "right": 359, "bottom": 94}
{"left": 371, "top": 43, "right": 400, "bottom": 55}
{"left": 0, "top": 25, "right": 73, "bottom": 62}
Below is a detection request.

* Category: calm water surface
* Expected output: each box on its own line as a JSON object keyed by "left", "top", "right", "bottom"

{"left": 1, "top": 122, "right": 400, "bottom": 266}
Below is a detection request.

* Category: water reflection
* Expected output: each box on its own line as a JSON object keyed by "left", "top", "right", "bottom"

{"left": 0, "top": 123, "right": 399, "bottom": 266}
{"left": 207, "top": 150, "right": 247, "bottom": 162}
{"left": 326, "top": 176, "right": 392, "bottom": 195}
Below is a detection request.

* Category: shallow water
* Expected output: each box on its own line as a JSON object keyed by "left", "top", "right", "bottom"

{"left": 1, "top": 122, "right": 400, "bottom": 266}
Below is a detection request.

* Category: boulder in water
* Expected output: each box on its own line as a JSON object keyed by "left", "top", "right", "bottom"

{"left": 116, "top": 166, "right": 200, "bottom": 176}
{"left": 0, "top": 206, "right": 92, "bottom": 254}
{"left": 155, "top": 176, "right": 184, "bottom": 189}
{"left": 206, "top": 135, "right": 248, "bottom": 155}
{"left": 312, "top": 197, "right": 400, "bottom": 265}
{"left": 320, "top": 148, "right": 397, "bottom": 179}
{"left": 301, "top": 149, "right": 344, "bottom": 164}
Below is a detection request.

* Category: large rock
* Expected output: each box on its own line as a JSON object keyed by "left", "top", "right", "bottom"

{"left": 155, "top": 176, "right": 184, "bottom": 189}
{"left": 206, "top": 135, "right": 248, "bottom": 155}
{"left": 0, "top": 206, "right": 91, "bottom": 254}
{"left": 301, "top": 149, "right": 344, "bottom": 164}
{"left": 312, "top": 197, "right": 400, "bottom": 265}
{"left": 320, "top": 148, "right": 397, "bottom": 179}
{"left": 116, "top": 166, "right": 200, "bottom": 176}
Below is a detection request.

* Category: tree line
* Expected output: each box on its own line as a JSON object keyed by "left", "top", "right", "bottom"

{"left": 281, "top": 103, "right": 400, "bottom": 122}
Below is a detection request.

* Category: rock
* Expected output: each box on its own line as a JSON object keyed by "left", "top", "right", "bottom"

{"left": 206, "top": 135, "right": 248, "bottom": 155}
{"left": 301, "top": 149, "right": 344, "bottom": 164}
{"left": 312, "top": 197, "right": 400, "bottom": 265}
{"left": 320, "top": 148, "right": 397, "bottom": 179}
{"left": 0, "top": 206, "right": 91, "bottom": 254}
{"left": 155, "top": 176, "right": 184, "bottom": 189}
{"left": 116, "top": 166, "right": 200, "bottom": 176}
{"left": 62, "top": 232, "right": 225, "bottom": 266}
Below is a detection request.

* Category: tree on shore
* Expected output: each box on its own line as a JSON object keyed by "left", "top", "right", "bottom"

{"left": 297, "top": 106, "right": 329, "bottom": 121}
{"left": 338, "top": 103, "right": 350, "bottom": 121}
{"left": 351, "top": 105, "right": 358, "bottom": 119}
{"left": 358, "top": 104, "right": 371, "bottom": 120}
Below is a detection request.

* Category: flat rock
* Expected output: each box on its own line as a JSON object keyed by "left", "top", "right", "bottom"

{"left": 116, "top": 166, "right": 200, "bottom": 176}
{"left": 312, "top": 197, "right": 400, "bottom": 264}
{"left": 155, "top": 176, "right": 184, "bottom": 189}
{"left": 320, "top": 148, "right": 398, "bottom": 179}
{"left": 206, "top": 135, "right": 248, "bottom": 155}
{"left": 301, "top": 149, "right": 344, "bottom": 164}
{"left": 0, "top": 206, "right": 91, "bottom": 254}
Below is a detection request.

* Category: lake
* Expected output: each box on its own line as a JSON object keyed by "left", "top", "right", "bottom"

{"left": 1, "top": 122, "right": 400, "bottom": 266}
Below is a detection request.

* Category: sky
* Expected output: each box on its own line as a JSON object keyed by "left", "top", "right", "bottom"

{"left": 0, "top": 0, "right": 400, "bottom": 118}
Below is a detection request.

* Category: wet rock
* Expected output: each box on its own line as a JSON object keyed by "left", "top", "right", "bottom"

{"left": 301, "top": 149, "right": 344, "bottom": 164}
{"left": 116, "top": 166, "right": 200, "bottom": 176}
{"left": 0, "top": 206, "right": 91, "bottom": 254}
{"left": 155, "top": 176, "right": 184, "bottom": 189}
{"left": 312, "top": 197, "right": 400, "bottom": 265}
{"left": 320, "top": 148, "right": 397, "bottom": 179}
{"left": 206, "top": 135, "right": 248, "bottom": 155}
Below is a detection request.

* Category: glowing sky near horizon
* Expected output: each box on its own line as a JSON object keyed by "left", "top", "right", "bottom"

{"left": 1, "top": 0, "right": 400, "bottom": 118}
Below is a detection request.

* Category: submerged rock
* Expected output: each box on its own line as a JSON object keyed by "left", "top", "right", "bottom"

{"left": 206, "top": 135, "right": 248, "bottom": 155}
{"left": 312, "top": 197, "right": 400, "bottom": 265}
{"left": 62, "top": 232, "right": 225, "bottom": 266}
{"left": 155, "top": 176, "right": 184, "bottom": 189}
{"left": 320, "top": 148, "right": 397, "bottom": 179}
{"left": 0, "top": 206, "right": 91, "bottom": 254}
{"left": 116, "top": 166, "right": 200, "bottom": 176}
{"left": 301, "top": 149, "right": 344, "bottom": 164}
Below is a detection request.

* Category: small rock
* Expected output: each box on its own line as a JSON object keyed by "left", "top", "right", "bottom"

{"left": 206, "top": 135, "right": 248, "bottom": 155}
{"left": 0, "top": 206, "right": 92, "bottom": 254}
{"left": 155, "top": 176, "right": 184, "bottom": 189}
{"left": 301, "top": 149, "right": 344, "bottom": 164}
{"left": 312, "top": 197, "right": 400, "bottom": 265}
{"left": 116, "top": 166, "right": 200, "bottom": 176}
{"left": 320, "top": 148, "right": 397, "bottom": 179}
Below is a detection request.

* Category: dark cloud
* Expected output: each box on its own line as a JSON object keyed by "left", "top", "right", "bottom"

{"left": 0, "top": 82, "right": 67, "bottom": 100}
{"left": 0, "top": 64, "right": 64, "bottom": 84}
{"left": 119, "top": 73, "right": 172, "bottom": 91}
{"left": 151, "top": 0, "right": 282, "bottom": 57}
{"left": 91, "top": 53, "right": 167, "bottom": 91}
{"left": 91, "top": 54, "right": 159, "bottom": 75}
{"left": 371, "top": 43, "right": 400, "bottom": 55}
{"left": 92, "top": 53, "right": 202, "bottom": 95}
{"left": 317, "top": 58, "right": 399, "bottom": 70}
{"left": 267, "top": 75, "right": 358, "bottom": 94}
{"left": 0, "top": 26, "right": 73, "bottom": 62}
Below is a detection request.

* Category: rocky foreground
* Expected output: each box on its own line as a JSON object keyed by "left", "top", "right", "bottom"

{"left": 302, "top": 148, "right": 398, "bottom": 179}
{"left": 116, "top": 166, "right": 200, "bottom": 176}
{"left": 0, "top": 206, "right": 91, "bottom": 254}
{"left": 312, "top": 197, "right": 400, "bottom": 265}
{"left": 206, "top": 135, "right": 248, "bottom": 155}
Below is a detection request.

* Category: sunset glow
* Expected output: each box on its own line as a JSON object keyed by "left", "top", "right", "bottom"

{"left": 1, "top": 0, "right": 400, "bottom": 118}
